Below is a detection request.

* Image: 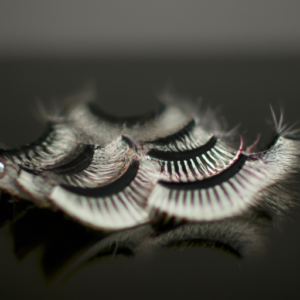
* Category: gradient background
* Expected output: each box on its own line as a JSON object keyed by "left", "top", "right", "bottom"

{"left": 0, "top": 1, "right": 300, "bottom": 299}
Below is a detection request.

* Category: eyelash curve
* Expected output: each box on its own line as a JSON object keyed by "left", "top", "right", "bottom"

{"left": 145, "top": 119, "right": 243, "bottom": 182}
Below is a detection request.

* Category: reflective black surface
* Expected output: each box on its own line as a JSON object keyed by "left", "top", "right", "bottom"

{"left": 1, "top": 57, "right": 300, "bottom": 300}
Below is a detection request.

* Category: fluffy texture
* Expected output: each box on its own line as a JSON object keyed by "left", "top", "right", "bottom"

{"left": 1, "top": 91, "right": 300, "bottom": 281}
{"left": 0, "top": 91, "right": 299, "bottom": 233}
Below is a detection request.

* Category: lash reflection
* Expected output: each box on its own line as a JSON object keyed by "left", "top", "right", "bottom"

{"left": 0, "top": 192, "right": 272, "bottom": 283}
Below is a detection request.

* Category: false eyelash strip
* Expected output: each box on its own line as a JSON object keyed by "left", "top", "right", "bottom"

{"left": 147, "top": 135, "right": 243, "bottom": 183}
{"left": 147, "top": 135, "right": 217, "bottom": 160}
{"left": 143, "top": 119, "right": 211, "bottom": 152}
{"left": 20, "top": 143, "right": 95, "bottom": 176}
{"left": 48, "top": 160, "right": 157, "bottom": 230}
{"left": 88, "top": 101, "right": 166, "bottom": 127}
{"left": 51, "top": 136, "right": 136, "bottom": 188}
{"left": 0, "top": 122, "right": 78, "bottom": 172}
{"left": 66, "top": 100, "right": 194, "bottom": 145}
{"left": 15, "top": 136, "right": 137, "bottom": 205}
{"left": 60, "top": 159, "right": 140, "bottom": 197}
{"left": 46, "top": 144, "right": 95, "bottom": 175}
{"left": 147, "top": 151, "right": 277, "bottom": 222}
{"left": 2, "top": 90, "right": 300, "bottom": 234}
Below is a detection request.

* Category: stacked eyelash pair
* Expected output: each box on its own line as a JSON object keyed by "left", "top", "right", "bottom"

{"left": 0, "top": 94, "right": 300, "bottom": 232}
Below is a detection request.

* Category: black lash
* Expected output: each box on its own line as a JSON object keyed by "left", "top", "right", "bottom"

{"left": 47, "top": 144, "right": 95, "bottom": 175}
{"left": 159, "top": 154, "right": 248, "bottom": 190}
{"left": 147, "top": 136, "right": 217, "bottom": 160}
{"left": 88, "top": 101, "right": 166, "bottom": 127}
{"left": 60, "top": 160, "right": 140, "bottom": 197}
{"left": 20, "top": 144, "right": 95, "bottom": 175}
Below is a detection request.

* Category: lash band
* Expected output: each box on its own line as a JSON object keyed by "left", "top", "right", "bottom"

{"left": 158, "top": 154, "right": 248, "bottom": 190}
{"left": 88, "top": 102, "right": 166, "bottom": 127}
{"left": 147, "top": 136, "right": 217, "bottom": 161}
{"left": 20, "top": 144, "right": 95, "bottom": 175}
{"left": 60, "top": 159, "right": 140, "bottom": 197}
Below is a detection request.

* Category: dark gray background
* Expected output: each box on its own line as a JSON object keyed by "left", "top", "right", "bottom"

{"left": 1, "top": 2, "right": 300, "bottom": 300}
{"left": 1, "top": 0, "right": 300, "bottom": 57}
{"left": 0, "top": 58, "right": 300, "bottom": 300}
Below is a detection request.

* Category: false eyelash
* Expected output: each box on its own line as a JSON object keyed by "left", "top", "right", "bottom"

{"left": 0, "top": 121, "right": 88, "bottom": 202}
{"left": 88, "top": 101, "right": 166, "bottom": 127}
{"left": 49, "top": 135, "right": 136, "bottom": 188}
{"left": 144, "top": 119, "right": 243, "bottom": 182}
{"left": 147, "top": 147, "right": 280, "bottom": 222}
{"left": 15, "top": 135, "right": 137, "bottom": 205}
{"left": 20, "top": 143, "right": 95, "bottom": 177}
{"left": 45, "top": 144, "right": 95, "bottom": 176}
{"left": 0, "top": 121, "right": 78, "bottom": 171}
{"left": 66, "top": 100, "right": 194, "bottom": 145}
{"left": 148, "top": 139, "right": 243, "bottom": 182}
{"left": 48, "top": 159, "right": 157, "bottom": 230}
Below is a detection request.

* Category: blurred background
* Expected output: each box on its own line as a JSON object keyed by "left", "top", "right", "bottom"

{"left": 0, "top": 1, "right": 300, "bottom": 299}
{"left": 1, "top": 0, "right": 300, "bottom": 58}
